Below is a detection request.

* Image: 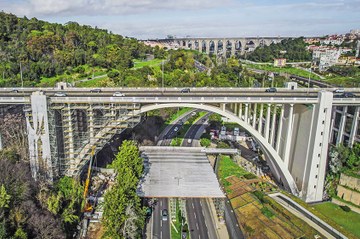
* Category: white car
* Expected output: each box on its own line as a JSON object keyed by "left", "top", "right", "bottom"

{"left": 333, "top": 88, "right": 345, "bottom": 93}
{"left": 187, "top": 139, "right": 192, "bottom": 144}
{"left": 113, "top": 92, "right": 125, "bottom": 97}
{"left": 174, "top": 127, "right": 179, "bottom": 132}
{"left": 54, "top": 92, "right": 67, "bottom": 97}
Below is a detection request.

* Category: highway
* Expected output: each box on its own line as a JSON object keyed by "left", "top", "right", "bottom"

{"left": 152, "top": 198, "right": 170, "bottom": 239}
{"left": 182, "top": 112, "right": 218, "bottom": 239}
{"left": 152, "top": 110, "right": 199, "bottom": 239}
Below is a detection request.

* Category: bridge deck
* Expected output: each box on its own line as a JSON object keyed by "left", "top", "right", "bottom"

{"left": 138, "top": 147, "right": 225, "bottom": 198}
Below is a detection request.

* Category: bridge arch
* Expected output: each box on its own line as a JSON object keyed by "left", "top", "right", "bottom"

{"left": 137, "top": 103, "right": 298, "bottom": 195}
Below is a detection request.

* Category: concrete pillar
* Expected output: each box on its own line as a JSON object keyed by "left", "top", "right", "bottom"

{"left": 26, "top": 92, "right": 53, "bottom": 180}
{"left": 265, "top": 104, "right": 271, "bottom": 142}
{"left": 252, "top": 103, "right": 257, "bottom": 128}
{"left": 205, "top": 40, "right": 210, "bottom": 54}
{"left": 283, "top": 104, "right": 294, "bottom": 167}
{"left": 240, "top": 39, "right": 246, "bottom": 55}
{"left": 248, "top": 103, "right": 252, "bottom": 124}
{"left": 244, "top": 103, "right": 249, "bottom": 123}
{"left": 238, "top": 103, "right": 242, "bottom": 119}
{"left": 223, "top": 39, "right": 227, "bottom": 58}
{"left": 270, "top": 105, "right": 277, "bottom": 146}
{"left": 349, "top": 107, "right": 359, "bottom": 146}
{"left": 221, "top": 103, "right": 226, "bottom": 112}
{"left": 88, "top": 106, "right": 94, "bottom": 139}
{"left": 276, "top": 105, "right": 285, "bottom": 152}
{"left": 199, "top": 41, "right": 203, "bottom": 52}
{"left": 336, "top": 106, "right": 347, "bottom": 145}
{"left": 191, "top": 40, "right": 196, "bottom": 50}
{"left": 214, "top": 40, "right": 218, "bottom": 55}
{"left": 66, "top": 105, "right": 75, "bottom": 159}
{"left": 234, "top": 103, "right": 238, "bottom": 116}
{"left": 258, "top": 104, "right": 264, "bottom": 134}
{"left": 231, "top": 40, "right": 236, "bottom": 56}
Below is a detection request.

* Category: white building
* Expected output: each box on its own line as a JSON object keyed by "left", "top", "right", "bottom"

{"left": 312, "top": 48, "right": 340, "bottom": 71}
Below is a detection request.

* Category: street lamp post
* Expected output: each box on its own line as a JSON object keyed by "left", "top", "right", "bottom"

{"left": 162, "top": 60, "right": 164, "bottom": 93}
{"left": 307, "top": 66, "right": 311, "bottom": 94}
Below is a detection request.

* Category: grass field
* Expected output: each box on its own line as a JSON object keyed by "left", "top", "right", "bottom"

{"left": 313, "top": 202, "right": 360, "bottom": 238}
{"left": 218, "top": 156, "right": 249, "bottom": 182}
{"left": 133, "top": 58, "right": 163, "bottom": 69}
{"left": 75, "top": 75, "right": 109, "bottom": 87}
{"left": 245, "top": 63, "right": 322, "bottom": 80}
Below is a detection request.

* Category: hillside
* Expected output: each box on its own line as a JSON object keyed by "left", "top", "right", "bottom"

{"left": 0, "top": 12, "right": 152, "bottom": 87}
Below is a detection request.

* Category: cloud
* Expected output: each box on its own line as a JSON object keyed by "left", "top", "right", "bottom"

{"left": 2, "top": 0, "right": 233, "bottom": 16}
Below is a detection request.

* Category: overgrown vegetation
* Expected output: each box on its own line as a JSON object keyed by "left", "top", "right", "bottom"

{"left": 325, "top": 143, "right": 360, "bottom": 198}
{"left": 0, "top": 148, "right": 83, "bottom": 238}
{"left": 0, "top": 12, "right": 151, "bottom": 87}
{"left": 245, "top": 38, "right": 312, "bottom": 62}
{"left": 103, "top": 140, "right": 145, "bottom": 238}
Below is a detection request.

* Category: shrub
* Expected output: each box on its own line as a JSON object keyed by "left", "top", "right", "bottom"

{"left": 340, "top": 205, "right": 351, "bottom": 212}
{"left": 261, "top": 206, "right": 274, "bottom": 218}
{"left": 200, "top": 138, "right": 211, "bottom": 147}
{"left": 252, "top": 190, "right": 269, "bottom": 204}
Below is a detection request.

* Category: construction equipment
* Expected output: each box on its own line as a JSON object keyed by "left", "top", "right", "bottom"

{"left": 83, "top": 145, "right": 96, "bottom": 212}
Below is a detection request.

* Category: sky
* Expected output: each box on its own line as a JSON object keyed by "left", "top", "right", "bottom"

{"left": 1, "top": 0, "right": 359, "bottom": 39}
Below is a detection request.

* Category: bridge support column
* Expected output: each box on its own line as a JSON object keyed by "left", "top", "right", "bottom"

{"left": 231, "top": 40, "right": 236, "bottom": 57}
{"left": 265, "top": 104, "right": 271, "bottom": 142}
{"left": 223, "top": 39, "right": 227, "bottom": 58}
{"left": 283, "top": 104, "right": 294, "bottom": 167}
{"left": 199, "top": 41, "right": 202, "bottom": 53}
{"left": 66, "top": 105, "right": 75, "bottom": 162}
{"left": 336, "top": 106, "right": 347, "bottom": 145}
{"left": 221, "top": 103, "right": 226, "bottom": 112}
{"left": 349, "top": 107, "right": 360, "bottom": 146}
{"left": 270, "top": 105, "right": 277, "bottom": 146}
{"left": 244, "top": 104, "right": 249, "bottom": 123}
{"left": 248, "top": 103, "right": 252, "bottom": 124}
{"left": 214, "top": 40, "right": 218, "bottom": 55}
{"left": 276, "top": 105, "right": 285, "bottom": 152}
{"left": 234, "top": 103, "right": 238, "bottom": 116}
{"left": 26, "top": 92, "right": 53, "bottom": 180}
{"left": 238, "top": 103, "right": 242, "bottom": 119}
{"left": 88, "top": 106, "right": 94, "bottom": 139}
{"left": 205, "top": 40, "right": 210, "bottom": 55}
{"left": 252, "top": 103, "right": 257, "bottom": 128}
{"left": 191, "top": 40, "right": 196, "bottom": 50}
{"left": 258, "top": 104, "right": 264, "bottom": 134}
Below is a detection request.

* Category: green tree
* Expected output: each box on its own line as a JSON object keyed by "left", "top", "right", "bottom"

{"left": 0, "top": 185, "right": 11, "bottom": 210}
{"left": 103, "top": 140, "right": 144, "bottom": 238}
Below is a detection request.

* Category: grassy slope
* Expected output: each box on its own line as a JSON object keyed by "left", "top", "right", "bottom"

{"left": 313, "top": 202, "right": 360, "bottom": 238}
{"left": 245, "top": 63, "right": 322, "bottom": 80}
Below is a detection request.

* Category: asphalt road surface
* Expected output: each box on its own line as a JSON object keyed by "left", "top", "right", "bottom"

{"left": 152, "top": 198, "right": 170, "bottom": 239}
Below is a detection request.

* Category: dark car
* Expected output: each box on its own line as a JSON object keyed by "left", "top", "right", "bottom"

{"left": 181, "top": 88, "right": 190, "bottom": 93}
{"left": 265, "top": 87, "right": 277, "bottom": 93}
{"left": 340, "top": 92, "right": 356, "bottom": 98}
{"left": 90, "top": 88, "right": 102, "bottom": 93}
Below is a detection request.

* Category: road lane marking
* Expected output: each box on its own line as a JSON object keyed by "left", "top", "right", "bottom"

{"left": 196, "top": 223, "right": 199, "bottom": 230}
{"left": 194, "top": 213, "right": 196, "bottom": 219}
{"left": 192, "top": 202, "right": 195, "bottom": 208}
{"left": 160, "top": 231, "right": 162, "bottom": 239}
{"left": 160, "top": 220, "right": 162, "bottom": 227}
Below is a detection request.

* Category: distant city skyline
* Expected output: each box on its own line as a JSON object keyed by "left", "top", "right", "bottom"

{"left": 1, "top": 0, "right": 359, "bottom": 39}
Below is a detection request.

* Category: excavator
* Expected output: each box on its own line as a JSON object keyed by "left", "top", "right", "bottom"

{"left": 83, "top": 146, "right": 96, "bottom": 212}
